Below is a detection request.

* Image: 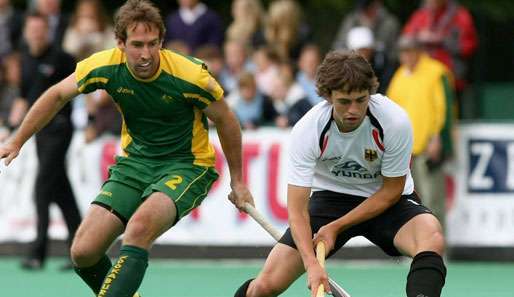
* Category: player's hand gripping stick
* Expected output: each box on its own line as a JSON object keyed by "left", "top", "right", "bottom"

{"left": 243, "top": 203, "right": 351, "bottom": 297}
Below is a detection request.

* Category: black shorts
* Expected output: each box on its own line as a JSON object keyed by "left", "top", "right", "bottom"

{"left": 278, "top": 191, "right": 433, "bottom": 257}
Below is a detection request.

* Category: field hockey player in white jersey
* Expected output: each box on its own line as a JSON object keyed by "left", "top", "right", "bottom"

{"left": 233, "top": 51, "right": 446, "bottom": 297}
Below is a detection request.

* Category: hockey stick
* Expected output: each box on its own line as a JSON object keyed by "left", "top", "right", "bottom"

{"left": 316, "top": 241, "right": 327, "bottom": 297}
{"left": 243, "top": 202, "right": 351, "bottom": 297}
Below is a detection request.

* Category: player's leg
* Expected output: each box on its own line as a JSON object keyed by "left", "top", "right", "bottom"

{"left": 235, "top": 243, "right": 305, "bottom": 297}
{"left": 97, "top": 165, "right": 218, "bottom": 297}
{"left": 236, "top": 191, "right": 361, "bottom": 297}
{"left": 71, "top": 204, "right": 125, "bottom": 294}
{"left": 72, "top": 177, "right": 146, "bottom": 295}
{"left": 123, "top": 192, "right": 177, "bottom": 248}
{"left": 364, "top": 193, "right": 445, "bottom": 297}
{"left": 236, "top": 214, "right": 356, "bottom": 296}
{"left": 394, "top": 213, "right": 445, "bottom": 256}
{"left": 394, "top": 213, "right": 446, "bottom": 297}
{"left": 97, "top": 192, "right": 176, "bottom": 297}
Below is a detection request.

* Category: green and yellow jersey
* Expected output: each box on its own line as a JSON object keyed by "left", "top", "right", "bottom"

{"left": 75, "top": 48, "right": 223, "bottom": 167}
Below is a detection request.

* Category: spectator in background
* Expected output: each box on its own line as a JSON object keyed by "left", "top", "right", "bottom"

{"left": 34, "top": 0, "right": 69, "bottom": 47}
{"left": 296, "top": 44, "right": 322, "bottom": 106}
{"left": 232, "top": 71, "right": 276, "bottom": 130}
{"left": 402, "top": 0, "right": 477, "bottom": 114}
{"left": 387, "top": 36, "right": 455, "bottom": 230}
{"left": 83, "top": 91, "right": 122, "bottom": 143}
{"left": 269, "top": 63, "right": 311, "bottom": 128}
{"left": 63, "top": 0, "right": 115, "bottom": 60}
{"left": 332, "top": 0, "right": 400, "bottom": 65}
{"left": 194, "top": 45, "right": 225, "bottom": 126}
{"left": 226, "top": 0, "right": 265, "bottom": 49}
{"left": 165, "top": 39, "right": 191, "bottom": 56}
{"left": 164, "top": 0, "right": 223, "bottom": 53}
{"left": 346, "top": 26, "right": 397, "bottom": 93}
{"left": 252, "top": 46, "right": 280, "bottom": 97}
{"left": 195, "top": 45, "right": 231, "bottom": 122}
{"left": 264, "top": 0, "right": 310, "bottom": 62}
{"left": 8, "top": 12, "right": 81, "bottom": 270}
{"left": 0, "top": 0, "right": 23, "bottom": 58}
{"left": 195, "top": 45, "right": 224, "bottom": 80}
{"left": 0, "top": 53, "right": 20, "bottom": 142}
{"left": 219, "top": 40, "right": 253, "bottom": 95}
{"left": 62, "top": 0, "right": 119, "bottom": 143}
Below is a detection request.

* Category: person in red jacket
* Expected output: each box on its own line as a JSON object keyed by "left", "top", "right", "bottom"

{"left": 403, "top": 0, "right": 477, "bottom": 113}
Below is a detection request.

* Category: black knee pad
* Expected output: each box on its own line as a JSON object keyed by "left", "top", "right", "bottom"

{"left": 234, "top": 278, "right": 254, "bottom": 297}
{"left": 407, "top": 251, "right": 447, "bottom": 297}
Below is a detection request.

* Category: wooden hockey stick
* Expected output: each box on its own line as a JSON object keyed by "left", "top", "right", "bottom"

{"left": 243, "top": 203, "right": 351, "bottom": 297}
{"left": 316, "top": 241, "right": 327, "bottom": 297}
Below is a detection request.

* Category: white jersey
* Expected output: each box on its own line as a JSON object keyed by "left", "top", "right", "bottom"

{"left": 288, "top": 94, "right": 414, "bottom": 197}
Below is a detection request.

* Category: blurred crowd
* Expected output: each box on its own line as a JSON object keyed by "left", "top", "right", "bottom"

{"left": 0, "top": 0, "right": 478, "bottom": 267}
{"left": 0, "top": 0, "right": 478, "bottom": 136}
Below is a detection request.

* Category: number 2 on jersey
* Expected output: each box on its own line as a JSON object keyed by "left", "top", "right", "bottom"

{"left": 165, "top": 175, "right": 183, "bottom": 190}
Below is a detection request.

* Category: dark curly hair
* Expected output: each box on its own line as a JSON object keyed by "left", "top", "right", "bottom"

{"left": 315, "top": 50, "right": 379, "bottom": 100}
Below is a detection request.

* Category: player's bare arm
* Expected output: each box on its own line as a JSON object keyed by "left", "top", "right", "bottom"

{"left": 288, "top": 184, "right": 330, "bottom": 297}
{"left": 203, "top": 98, "right": 255, "bottom": 210}
{"left": 0, "top": 72, "right": 79, "bottom": 165}
{"left": 314, "top": 175, "right": 406, "bottom": 252}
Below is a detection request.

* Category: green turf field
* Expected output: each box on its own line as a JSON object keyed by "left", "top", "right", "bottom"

{"left": 2, "top": 257, "right": 513, "bottom": 297}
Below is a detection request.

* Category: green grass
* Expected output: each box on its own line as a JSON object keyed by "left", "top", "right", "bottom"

{"left": 2, "top": 257, "right": 513, "bottom": 297}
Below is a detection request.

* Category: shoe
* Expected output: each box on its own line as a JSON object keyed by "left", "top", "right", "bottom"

{"left": 20, "top": 258, "right": 44, "bottom": 270}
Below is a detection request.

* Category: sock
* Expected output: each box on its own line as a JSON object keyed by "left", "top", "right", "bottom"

{"left": 234, "top": 278, "right": 254, "bottom": 297}
{"left": 98, "top": 245, "right": 149, "bottom": 297}
{"left": 74, "top": 255, "right": 112, "bottom": 294}
{"left": 406, "top": 251, "right": 447, "bottom": 297}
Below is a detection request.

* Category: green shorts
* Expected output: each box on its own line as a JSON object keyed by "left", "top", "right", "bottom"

{"left": 93, "top": 156, "right": 218, "bottom": 225}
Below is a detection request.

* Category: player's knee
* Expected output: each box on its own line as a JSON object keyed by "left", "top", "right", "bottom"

{"left": 411, "top": 217, "right": 446, "bottom": 255}
{"left": 419, "top": 229, "right": 445, "bottom": 255}
{"left": 250, "top": 275, "right": 285, "bottom": 297}
{"left": 124, "top": 216, "right": 155, "bottom": 246}
{"left": 70, "top": 241, "right": 99, "bottom": 267}
{"left": 431, "top": 230, "right": 445, "bottom": 252}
